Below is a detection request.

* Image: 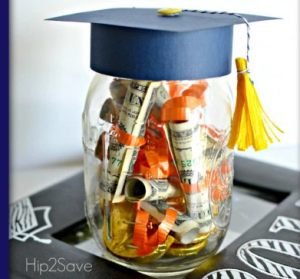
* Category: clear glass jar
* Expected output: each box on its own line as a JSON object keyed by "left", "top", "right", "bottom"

{"left": 82, "top": 73, "right": 234, "bottom": 278}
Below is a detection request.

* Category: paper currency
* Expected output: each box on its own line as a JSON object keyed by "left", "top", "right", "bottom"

{"left": 140, "top": 200, "right": 200, "bottom": 244}
{"left": 165, "top": 116, "right": 205, "bottom": 183}
{"left": 112, "top": 81, "right": 161, "bottom": 203}
{"left": 164, "top": 116, "right": 213, "bottom": 233}
{"left": 125, "top": 176, "right": 182, "bottom": 202}
{"left": 150, "top": 85, "right": 170, "bottom": 122}
{"left": 184, "top": 188, "right": 213, "bottom": 233}
{"left": 99, "top": 80, "right": 160, "bottom": 202}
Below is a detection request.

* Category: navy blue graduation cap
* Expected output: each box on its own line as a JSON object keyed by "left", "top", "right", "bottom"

{"left": 49, "top": 8, "right": 282, "bottom": 151}
{"left": 49, "top": 8, "right": 276, "bottom": 81}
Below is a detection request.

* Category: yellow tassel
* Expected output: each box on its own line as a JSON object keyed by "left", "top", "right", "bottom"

{"left": 227, "top": 58, "right": 283, "bottom": 151}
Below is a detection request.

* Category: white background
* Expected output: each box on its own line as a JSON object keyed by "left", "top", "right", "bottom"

{"left": 10, "top": 0, "right": 299, "bottom": 172}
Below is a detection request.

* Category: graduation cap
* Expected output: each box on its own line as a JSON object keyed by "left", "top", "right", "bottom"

{"left": 50, "top": 8, "right": 275, "bottom": 81}
{"left": 49, "top": 8, "right": 283, "bottom": 151}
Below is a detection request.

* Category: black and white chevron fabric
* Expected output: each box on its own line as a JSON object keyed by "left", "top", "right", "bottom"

{"left": 203, "top": 268, "right": 257, "bottom": 279}
{"left": 269, "top": 216, "right": 300, "bottom": 233}
{"left": 237, "top": 239, "right": 300, "bottom": 278}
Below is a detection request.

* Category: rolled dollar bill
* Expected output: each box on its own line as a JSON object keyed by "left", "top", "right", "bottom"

{"left": 125, "top": 176, "right": 182, "bottom": 202}
{"left": 183, "top": 188, "right": 213, "bottom": 233}
{"left": 150, "top": 85, "right": 170, "bottom": 122}
{"left": 165, "top": 115, "right": 205, "bottom": 183}
{"left": 140, "top": 200, "right": 200, "bottom": 245}
{"left": 163, "top": 116, "right": 213, "bottom": 233}
{"left": 113, "top": 81, "right": 161, "bottom": 203}
{"left": 99, "top": 80, "right": 160, "bottom": 202}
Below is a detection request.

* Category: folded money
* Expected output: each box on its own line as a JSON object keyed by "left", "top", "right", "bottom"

{"left": 150, "top": 85, "right": 170, "bottom": 122}
{"left": 98, "top": 80, "right": 161, "bottom": 202}
{"left": 163, "top": 113, "right": 214, "bottom": 233}
{"left": 125, "top": 176, "right": 182, "bottom": 202}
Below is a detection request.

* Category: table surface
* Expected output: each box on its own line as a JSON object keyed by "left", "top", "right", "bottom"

{"left": 10, "top": 144, "right": 299, "bottom": 276}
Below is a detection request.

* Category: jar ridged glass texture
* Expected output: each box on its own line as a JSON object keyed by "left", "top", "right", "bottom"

{"left": 82, "top": 73, "right": 235, "bottom": 278}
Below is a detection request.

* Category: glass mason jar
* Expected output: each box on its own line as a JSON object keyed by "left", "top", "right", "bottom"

{"left": 82, "top": 73, "right": 235, "bottom": 277}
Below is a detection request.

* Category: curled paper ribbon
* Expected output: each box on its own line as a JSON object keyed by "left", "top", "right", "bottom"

{"left": 135, "top": 236, "right": 174, "bottom": 263}
{"left": 139, "top": 161, "right": 178, "bottom": 180}
{"left": 158, "top": 208, "right": 177, "bottom": 244}
{"left": 207, "top": 158, "right": 233, "bottom": 201}
{"left": 144, "top": 150, "right": 160, "bottom": 168}
{"left": 180, "top": 183, "right": 201, "bottom": 194}
{"left": 162, "top": 96, "right": 202, "bottom": 109}
{"left": 161, "top": 96, "right": 202, "bottom": 123}
{"left": 131, "top": 120, "right": 180, "bottom": 180}
{"left": 111, "top": 124, "right": 146, "bottom": 147}
{"left": 161, "top": 107, "right": 197, "bottom": 123}
{"left": 182, "top": 83, "right": 208, "bottom": 108}
{"left": 137, "top": 137, "right": 171, "bottom": 179}
{"left": 140, "top": 161, "right": 166, "bottom": 180}
{"left": 132, "top": 209, "right": 157, "bottom": 256}
{"left": 132, "top": 208, "right": 177, "bottom": 256}
{"left": 167, "top": 80, "right": 208, "bottom": 100}
{"left": 132, "top": 210, "right": 150, "bottom": 248}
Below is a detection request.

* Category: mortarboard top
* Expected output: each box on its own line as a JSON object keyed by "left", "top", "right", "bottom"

{"left": 49, "top": 8, "right": 277, "bottom": 81}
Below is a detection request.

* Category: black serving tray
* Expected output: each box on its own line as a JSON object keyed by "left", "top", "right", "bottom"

{"left": 10, "top": 156, "right": 300, "bottom": 279}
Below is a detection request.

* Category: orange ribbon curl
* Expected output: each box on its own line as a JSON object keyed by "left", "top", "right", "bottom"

{"left": 132, "top": 208, "right": 177, "bottom": 256}
{"left": 111, "top": 124, "right": 146, "bottom": 147}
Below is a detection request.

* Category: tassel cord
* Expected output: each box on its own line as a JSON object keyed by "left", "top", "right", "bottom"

{"left": 178, "top": 9, "right": 283, "bottom": 151}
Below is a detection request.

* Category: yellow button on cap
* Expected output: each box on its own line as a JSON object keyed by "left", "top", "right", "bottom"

{"left": 157, "top": 8, "right": 182, "bottom": 16}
